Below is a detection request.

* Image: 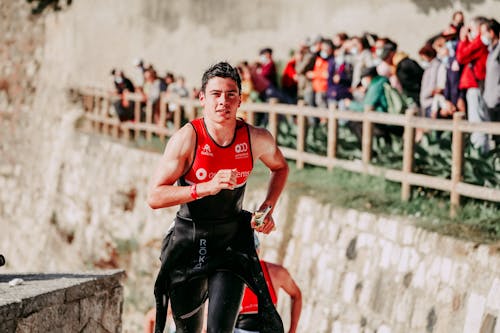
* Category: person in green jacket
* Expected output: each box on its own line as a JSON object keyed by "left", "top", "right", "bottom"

{"left": 344, "top": 66, "right": 402, "bottom": 144}
{"left": 347, "top": 66, "right": 389, "bottom": 113}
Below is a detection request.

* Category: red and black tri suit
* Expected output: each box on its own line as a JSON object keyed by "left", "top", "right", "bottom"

{"left": 154, "top": 118, "right": 283, "bottom": 333}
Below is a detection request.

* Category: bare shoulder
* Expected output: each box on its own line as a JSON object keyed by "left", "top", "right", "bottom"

{"left": 248, "top": 124, "right": 274, "bottom": 142}
{"left": 164, "top": 122, "right": 196, "bottom": 156}
{"left": 266, "top": 261, "right": 289, "bottom": 278}
{"left": 248, "top": 124, "right": 278, "bottom": 159}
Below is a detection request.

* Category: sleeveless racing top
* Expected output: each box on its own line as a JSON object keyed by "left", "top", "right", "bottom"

{"left": 177, "top": 118, "right": 253, "bottom": 221}
{"left": 239, "top": 260, "right": 278, "bottom": 314}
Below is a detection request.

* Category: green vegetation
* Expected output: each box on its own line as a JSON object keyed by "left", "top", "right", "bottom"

{"left": 26, "top": 0, "right": 73, "bottom": 15}
{"left": 249, "top": 162, "right": 500, "bottom": 243}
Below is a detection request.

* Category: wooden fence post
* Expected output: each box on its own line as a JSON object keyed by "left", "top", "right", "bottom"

{"left": 145, "top": 101, "right": 153, "bottom": 141}
{"left": 110, "top": 97, "right": 119, "bottom": 139}
{"left": 296, "top": 100, "right": 306, "bottom": 170}
{"left": 173, "top": 101, "right": 182, "bottom": 130}
{"left": 158, "top": 94, "right": 167, "bottom": 142}
{"left": 401, "top": 108, "right": 416, "bottom": 201}
{"left": 246, "top": 109, "right": 255, "bottom": 126}
{"left": 362, "top": 108, "right": 373, "bottom": 164}
{"left": 101, "top": 97, "right": 110, "bottom": 135}
{"left": 268, "top": 98, "right": 278, "bottom": 139}
{"left": 134, "top": 98, "right": 141, "bottom": 139}
{"left": 327, "top": 103, "right": 338, "bottom": 170}
{"left": 450, "top": 112, "right": 465, "bottom": 217}
{"left": 92, "top": 95, "right": 100, "bottom": 132}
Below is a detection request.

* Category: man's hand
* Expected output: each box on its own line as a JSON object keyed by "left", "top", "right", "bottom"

{"left": 202, "top": 169, "right": 237, "bottom": 196}
{"left": 251, "top": 204, "right": 275, "bottom": 234}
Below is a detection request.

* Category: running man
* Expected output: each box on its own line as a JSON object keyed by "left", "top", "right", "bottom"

{"left": 148, "top": 62, "right": 289, "bottom": 333}
{"left": 235, "top": 237, "right": 302, "bottom": 333}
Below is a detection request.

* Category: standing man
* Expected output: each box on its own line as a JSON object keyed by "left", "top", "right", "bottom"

{"left": 148, "top": 62, "right": 289, "bottom": 333}
{"left": 481, "top": 18, "right": 500, "bottom": 145}
{"left": 235, "top": 237, "right": 302, "bottom": 333}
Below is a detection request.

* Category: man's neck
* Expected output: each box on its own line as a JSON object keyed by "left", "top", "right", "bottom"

{"left": 204, "top": 118, "right": 237, "bottom": 146}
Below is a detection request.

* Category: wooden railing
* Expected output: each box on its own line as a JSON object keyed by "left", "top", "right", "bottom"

{"left": 77, "top": 87, "right": 500, "bottom": 216}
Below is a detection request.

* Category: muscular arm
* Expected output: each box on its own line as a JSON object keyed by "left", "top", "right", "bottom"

{"left": 147, "top": 124, "right": 196, "bottom": 208}
{"left": 268, "top": 263, "right": 302, "bottom": 333}
{"left": 249, "top": 126, "right": 289, "bottom": 233}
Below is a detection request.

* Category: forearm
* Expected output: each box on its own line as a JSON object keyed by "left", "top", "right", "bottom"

{"left": 261, "top": 166, "right": 288, "bottom": 208}
{"left": 148, "top": 182, "right": 212, "bottom": 209}
{"left": 288, "top": 297, "right": 302, "bottom": 333}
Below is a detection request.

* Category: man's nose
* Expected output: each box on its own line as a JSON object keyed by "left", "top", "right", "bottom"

{"left": 218, "top": 94, "right": 227, "bottom": 104}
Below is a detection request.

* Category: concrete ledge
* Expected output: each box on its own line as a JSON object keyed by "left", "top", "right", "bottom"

{"left": 0, "top": 270, "right": 125, "bottom": 333}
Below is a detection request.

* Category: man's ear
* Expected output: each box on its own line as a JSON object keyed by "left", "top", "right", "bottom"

{"left": 199, "top": 91, "right": 205, "bottom": 106}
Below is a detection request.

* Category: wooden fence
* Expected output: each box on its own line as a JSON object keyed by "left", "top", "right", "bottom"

{"left": 77, "top": 87, "right": 500, "bottom": 216}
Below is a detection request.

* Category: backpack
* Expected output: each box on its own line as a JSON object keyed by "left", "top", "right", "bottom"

{"left": 383, "top": 82, "right": 408, "bottom": 114}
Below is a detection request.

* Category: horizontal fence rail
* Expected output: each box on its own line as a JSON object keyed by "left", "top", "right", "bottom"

{"left": 76, "top": 87, "right": 500, "bottom": 216}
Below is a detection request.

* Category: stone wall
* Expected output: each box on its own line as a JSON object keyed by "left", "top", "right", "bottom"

{"left": 0, "top": 270, "right": 125, "bottom": 333}
{"left": 0, "top": 1, "right": 44, "bottom": 111}
{"left": 261, "top": 197, "right": 500, "bottom": 333}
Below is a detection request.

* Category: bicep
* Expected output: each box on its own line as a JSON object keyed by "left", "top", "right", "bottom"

{"left": 277, "top": 267, "right": 301, "bottom": 298}
{"left": 150, "top": 127, "right": 193, "bottom": 188}
{"left": 252, "top": 128, "right": 288, "bottom": 171}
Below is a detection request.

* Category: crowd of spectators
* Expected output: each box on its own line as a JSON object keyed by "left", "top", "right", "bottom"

{"left": 108, "top": 11, "right": 499, "bottom": 153}
{"left": 109, "top": 59, "right": 191, "bottom": 124}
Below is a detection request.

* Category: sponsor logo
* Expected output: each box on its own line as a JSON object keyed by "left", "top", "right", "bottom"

{"left": 206, "top": 170, "right": 250, "bottom": 181}
{"left": 194, "top": 238, "right": 207, "bottom": 269}
{"left": 235, "top": 143, "right": 248, "bottom": 154}
{"left": 201, "top": 144, "right": 213, "bottom": 156}
{"left": 196, "top": 168, "right": 208, "bottom": 180}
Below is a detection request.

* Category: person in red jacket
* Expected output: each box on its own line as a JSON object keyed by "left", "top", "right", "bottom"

{"left": 456, "top": 16, "right": 491, "bottom": 153}
{"left": 281, "top": 50, "right": 301, "bottom": 104}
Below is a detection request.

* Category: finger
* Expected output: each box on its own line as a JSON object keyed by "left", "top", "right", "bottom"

{"left": 262, "top": 220, "right": 274, "bottom": 234}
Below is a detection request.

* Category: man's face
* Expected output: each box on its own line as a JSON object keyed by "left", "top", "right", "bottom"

{"left": 480, "top": 23, "right": 496, "bottom": 43}
{"left": 199, "top": 77, "right": 241, "bottom": 124}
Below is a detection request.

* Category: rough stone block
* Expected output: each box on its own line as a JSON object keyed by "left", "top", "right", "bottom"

{"left": 486, "top": 278, "right": 500, "bottom": 311}
{"left": 479, "top": 313, "right": 497, "bottom": 333}
{"left": 402, "top": 225, "right": 415, "bottom": 245}
{"left": 440, "top": 257, "right": 453, "bottom": 283}
{"left": 101, "top": 286, "right": 123, "bottom": 332}
{"left": 0, "top": 301, "right": 22, "bottom": 321}
{"left": 463, "top": 293, "right": 486, "bottom": 333}
{"left": 342, "top": 272, "right": 357, "bottom": 303}
{"left": 379, "top": 240, "right": 392, "bottom": 269}
{"left": 21, "top": 289, "right": 65, "bottom": 316}
{"left": 0, "top": 319, "right": 16, "bottom": 333}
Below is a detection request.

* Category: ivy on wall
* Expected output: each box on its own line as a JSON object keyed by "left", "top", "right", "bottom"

{"left": 26, "top": 0, "right": 73, "bottom": 15}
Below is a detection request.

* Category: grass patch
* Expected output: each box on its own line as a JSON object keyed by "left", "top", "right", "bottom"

{"left": 248, "top": 161, "right": 500, "bottom": 244}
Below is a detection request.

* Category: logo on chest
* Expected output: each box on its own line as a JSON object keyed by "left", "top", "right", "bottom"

{"left": 235, "top": 142, "right": 249, "bottom": 159}
{"left": 201, "top": 144, "right": 213, "bottom": 157}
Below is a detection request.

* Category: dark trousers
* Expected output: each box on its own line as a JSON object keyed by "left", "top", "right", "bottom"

{"left": 489, "top": 104, "right": 500, "bottom": 146}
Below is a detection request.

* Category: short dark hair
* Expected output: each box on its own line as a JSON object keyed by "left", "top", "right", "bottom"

{"left": 485, "top": 18, "right": 500, "bottom": 36}
{"left": 259, "top": 47, "right": 273, "bottom": 55}
{"left": 419, "top": 44, "right": 437, "bottom": 59}
{"left": 201, "top": 62, "right": 241, "bottom": 94}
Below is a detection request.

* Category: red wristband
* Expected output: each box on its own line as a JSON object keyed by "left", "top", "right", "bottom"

{"left": 190, "top": 184, "right": 199, "bottom": 200}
